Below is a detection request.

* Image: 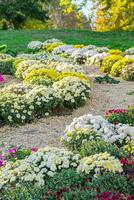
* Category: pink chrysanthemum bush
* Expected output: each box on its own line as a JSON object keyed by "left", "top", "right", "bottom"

{"left": 105, "top": 105, "right": 134, "bottom": 126}
{"left": 0, "top": 74, "right": 5, "bottom": 84}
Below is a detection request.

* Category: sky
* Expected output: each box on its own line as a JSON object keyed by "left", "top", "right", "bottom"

{"left": 74, "top": 0, "right": 93, "bottom": 17}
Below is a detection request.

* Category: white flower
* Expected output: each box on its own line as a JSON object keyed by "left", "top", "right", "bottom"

{"left": 27, "top": 111, "right": 32, "bottom": 115}
{"left": 23, "top": 110, "right": 27, "bottom": 113}
{"left": 29, "top": 105, "right": 34, "bottom": 110}
{"left": 21, "top": 115, "right": 26, "bottom": 120}
{"left": 47, "top": 171, "right": 55, "bottom": 177}
{"left": 16, "top": 114, "right": 21, "bottom": 118}
{"left": 64, "top": 113, "right": 134, "bottom": 145}
{"left": 45, "top": 112, "right": 49, "bottom": 116}
{"left": 8, "top": 116, "right": 12, "bottom": 121}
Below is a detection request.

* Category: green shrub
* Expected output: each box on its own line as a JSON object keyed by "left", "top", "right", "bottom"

{"left": 128, "top": 105, "right": 134, "bottom": 125}
{"left": 0, "top": 58, "right": 14, "bottom": 74}
{"left": 1, "top": 170, "right": 133, "bottom": 200}
{"left": 0, "top": 44, "right": 16, "bottom": 56}
{"left": 94, "top": 74, "right": 120, "bottom": 84}
{"left": 87, "top": 173, "right": 134, "bottom": 194}
{"left": 23, "top": 17, "right": 49, "bottom": 30}
{"left": 80, "top": 140, "right": 128, "bottom": 158}
{"left": 0, "top": 44, "right": 7, "bottom": 52}
{"left": 61, "top": 128, "right": 101, "bottom": 152}
{"left": 62, "top": 190, "right": 96, "bottom": 200}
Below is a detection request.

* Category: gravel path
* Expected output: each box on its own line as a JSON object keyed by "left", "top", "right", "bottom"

{"left": 0, "top": 65, "right": 134, "bottom": 147}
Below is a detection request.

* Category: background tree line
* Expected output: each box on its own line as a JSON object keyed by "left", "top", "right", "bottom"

{"left": 0, "top": 0, "right": 133, "bottom": 31}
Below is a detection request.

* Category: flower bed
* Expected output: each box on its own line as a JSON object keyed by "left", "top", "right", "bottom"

{"left": 105, "top": 106, "right": 134, "bottom": 126}
{"left": 100, "top": 52, "right": 134, "bottom": 81}
{"left": 0, "top": 108, "right": 133, "bottom": 199}
{"left": 0, "top": 38, "right": 134, "bottom": 199}
{"left": 0, "top": 77, "right": 90, "bottom": 126}
{"left": 0, "top": 112, "right": 133, "bottom": 199}
{"left": 0, "top": 39, "right": 93, "bottom": 126}
{"left": 0, "top": 141, "right": 133, "bottom": 199}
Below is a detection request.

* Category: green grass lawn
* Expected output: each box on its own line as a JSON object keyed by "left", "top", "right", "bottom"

{"left": 0, "top": 29, "right": 134, "bottom": 53}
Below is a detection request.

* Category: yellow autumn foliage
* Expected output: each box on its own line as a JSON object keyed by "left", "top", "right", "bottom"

{"left": 93, "top": 0, "right": 134, "bottom": 31}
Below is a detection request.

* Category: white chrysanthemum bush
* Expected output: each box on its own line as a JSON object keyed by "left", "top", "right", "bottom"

{"left": 27, "top": 41, "right": 43, "bottom": 52}
{"left": 53, "top": 77, "right": 90, "bottom": 109}
{"left": 0, "top": 147, "right": 80, "bottom": 188}
{"left": 26, "top": 86, "right": 62, "bottom": 117}
{"left": 0, "top": 93, "right": 34, "bottom": 125}
{"left": 1, "top": 83, "right": 32, "bottom": 95}
{"left": 63, "top": 114, "right": 134, "bottom": 149}
{"left": 0, "top": 79, "right": 90, "bottom": 126}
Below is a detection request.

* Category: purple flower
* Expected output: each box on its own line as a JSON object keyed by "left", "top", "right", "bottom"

{"left": 0, "top": 160, "right": 5, "bottom": 167}
{"left": 0, "top": 74, "right": 5, "bottom": 83}
{"left": 31, "top": 147, "right": 38, "bottom": 152}
{"left": 7, "top": 147, "right": 17, "bottom": 154}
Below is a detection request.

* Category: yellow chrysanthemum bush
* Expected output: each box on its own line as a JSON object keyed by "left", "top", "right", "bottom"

{"left": 110, "top": 58, "right": 133, "bottom": 77}
{"left": 13, "top": 58, "right": 24, "bottom": 69}
{"left": 77, "top": 152, "right": 123, "bottom": 177}
{"left": 24, "top": 68, "right": 89, "bottom": 86}
{"left": 109, "top": 49, "right": 123, "bottom": 55}
{"left": 24, "top": 69, "right": 60, "bottom": 85}
{"left": 53, "top": 77, "right": 90, "bottom": 109}
{"left": 43, "top": 43, "right": 65, "bottom": 53}
{"left": 101, "top": 55, "right": 123, "bottom": 73}
{"left": 59, "top": 71, "right": 89, "bottom": 82}
{"left": 73, "top": 44, "right": 85, "bottom": 49}
{"left": 123, "top": 141, "right": 134, "bottom": 155}
{"left": 22, "top": 63, "right": 49, "bottom": 80}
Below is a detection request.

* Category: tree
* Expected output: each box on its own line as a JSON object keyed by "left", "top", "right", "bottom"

{"left": 68, "top": 0, "right": 134, "bottom": 31}
{"left": 79, "top": 0, "right": 134, "bottom": 31}
{"left": 93, "top": 6, "right": 112, "bottom": 31}
{"left": 93, "top": 0, "right": 134, "bottom": 31}
{"left": 0, "top": 0, "right": 49, "bottom": 29}
{"left": 47, "top": 0, "right": 90, "bottom": 29}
